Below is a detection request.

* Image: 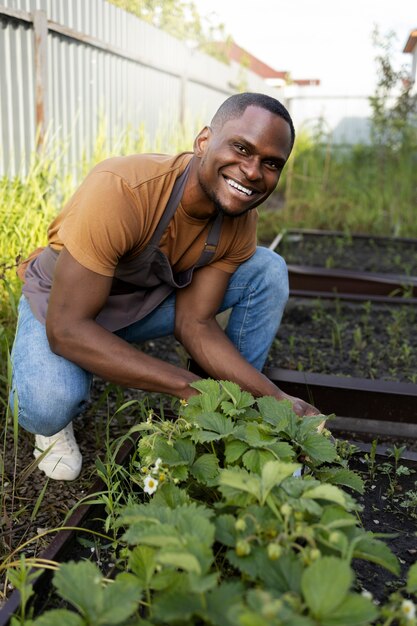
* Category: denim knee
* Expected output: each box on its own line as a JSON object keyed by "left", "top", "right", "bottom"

{"left": 245, "top": 247, "right": 289, "bottom": 303}
{"left": 11, "top": 379, "right": 89, "bottom": 436}
{"left": 265, "top": 249, "right": 290, "bottom": 305}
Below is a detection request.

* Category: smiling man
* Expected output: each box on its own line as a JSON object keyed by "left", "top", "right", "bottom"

{"left": 11, "top": 92, "right": 318, "bottom": 481}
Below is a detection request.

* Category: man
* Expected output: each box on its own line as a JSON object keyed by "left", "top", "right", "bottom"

{"left": 11, "top": 92, "right": 318, "bottom": 481}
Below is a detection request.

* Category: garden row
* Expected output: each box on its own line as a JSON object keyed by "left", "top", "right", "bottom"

{"left": 3, "top": 381, "right": 417, "bottom": 626}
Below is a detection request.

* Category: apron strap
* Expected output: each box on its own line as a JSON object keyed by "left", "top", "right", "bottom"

{"left": 149, "top": 161, "right": 191, "bottom": 245}
{"left": 195, "top": 212, "right": 224, "bottom": 267}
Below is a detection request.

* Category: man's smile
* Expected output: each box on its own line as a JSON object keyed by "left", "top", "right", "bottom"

{"left": 224, "top": 176, "right": 255, "bottom": 197}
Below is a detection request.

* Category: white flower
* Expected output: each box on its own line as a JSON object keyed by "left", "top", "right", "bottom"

{"left": 143, "top": 475, "right": 159, "bottom": 495}
{"left": 154, "top": 458, "right": 162, "bottom": 470}
{"left": 401, "top": 599, "right": 416, "bottom": 621}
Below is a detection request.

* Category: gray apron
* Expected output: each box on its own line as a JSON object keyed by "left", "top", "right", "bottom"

{"left": 23, "top": 162, "right": 223, "bottom": 332}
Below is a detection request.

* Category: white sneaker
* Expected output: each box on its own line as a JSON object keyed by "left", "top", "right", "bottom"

{"left": 34, "top": 422, "right": 82, "bottom": 480}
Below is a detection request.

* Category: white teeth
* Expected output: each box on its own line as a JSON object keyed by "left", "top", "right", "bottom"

{"left": 226, "top": 178, "right": 253, "bottom": 196}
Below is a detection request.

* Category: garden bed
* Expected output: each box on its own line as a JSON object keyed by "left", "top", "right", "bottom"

{"left": 2, "top": 312, "right": 417, "bottom": 621}
{"left": 268, "top": 297, "right": 417, "bottom": 384}
{"left": 2, "top": 377, "right": 417, "bottom": 625}
{"left": 275, "top": 229, "right": 417, "bottom": 275}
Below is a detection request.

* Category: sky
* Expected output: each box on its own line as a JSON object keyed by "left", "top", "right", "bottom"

{"left": 194, "top": 0, "right": 416, "bottom": 96}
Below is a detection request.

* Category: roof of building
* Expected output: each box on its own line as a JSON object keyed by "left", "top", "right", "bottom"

{"left": 211, "top": 41, "right": 289, "bottom": 79}
{"left": 404, "top": 29, "right": 417, "bottom": 53}
{"left": 210, "top": 40, "right": 320, "bottom": 86}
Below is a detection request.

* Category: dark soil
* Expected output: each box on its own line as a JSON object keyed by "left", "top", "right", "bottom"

{"left": 268, "top": 298, "right": 417, "bottom": 384}
{"left": 351, "top": 454, "right": 417, "bottom": 600}
{"left": 276, "top": 231, "right": 417, "bottom": 276}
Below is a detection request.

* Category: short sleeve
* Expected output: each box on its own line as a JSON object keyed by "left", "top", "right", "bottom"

{"left": 56, "top": 171, "right": 143, "bottom": 276}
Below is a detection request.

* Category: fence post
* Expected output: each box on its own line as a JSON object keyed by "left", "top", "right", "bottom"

{"left": 33, "top": 10, "right": 48, "bottom": 150}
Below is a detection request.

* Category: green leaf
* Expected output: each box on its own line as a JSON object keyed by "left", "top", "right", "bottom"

{"left": 153, "top": 584, "right": 203, "bottom": 622}
{"left": 148, "top": 438, "right": 184, "bottom": 465}
{"left": 226, "top": 548, "right": 260, "bottom": 579}
{"left": 206, "top": 581, "right": 246, "bottom": 626}
{"left": 298, "top": 415, "right": 330, "bottom": 437}
{"left": 194, "top": 412, "right": 236, "bottom": 439}
{"left": 220, "top": 381, "right": 255, "bottom": 415}
{"left": 174, "top": 438, "right": 196, "bottom": 465}
{"left": 320, "top": 505, "right": 358, "bottom": 529}
{"left": 150, "top": 569, "right": 180, "bottom": 591}
{"left": 101, "top": 572, "right": 142, "bottom": 624}
{"left": 257, "top": 396, "right": 294, "bottom": 429}
{"left": 123, "top": 523, "right": 183, "bottom": 548}
{"left": 53, "top": 561, "right": 103, "bottom": 620}
{"left": 318, "top": 468, "right": 364, "bottom": 494}
{"left": 353, "top": 534, "right": 399, "bottom": 575}
{"left": 51, "top": 564, "right": 141, "bottom": 625}
{"left": 303, "top": 484, "right": 347, "bottom": 507}
{"left": 319, "top": 593, "right": 378, "bottom": 626}
{"left": 264, "top": 441, "right": 294, "bottom": 461}
{"left": 261, "top": 461, "right": 302, "bottom": 503}
{"left": 301, "top": 434, "right": 337, "bottom": 463}
{"left": 242, "top": 448, "right": 275, "bottom": 473}
{"left": 215, "top": 514, "right": 238, "bottom": 547}
{"left": 189, "top": 379, "right": 222, "bottom": 411}
{"left": 153, "top": 483, "right": 190, "bottom": 508}
{"left": 191, "top": 453, "right": 219, "bottom": 483}
{"left": 128, "top": 545, "right": 157, "bottom": 587}
{"left": 219, "top": 467, "right": 261, "bottom": 499}
{"left": 407, "top": 561, "right": 417, "bottom": 593}
{"left": 32, "top": 610, "right": 84, "bottom": 626}
{"left": 241, "top": 422, "right": 276, "bottom": 447}
{"left": 224, "top": 439, "right": 249, "bottom": 463}
{"left": 220, "top": 380, "right": 243, "bottom": 404}
{"left": 301, "top": 557, "right": 353, "bottom": 618}
{"left": 157, "top": 548, "right": 202, "bottom": 574}
{"left": 256, "top": 550, "right": 304, "bottom": 594}
{"left": 188, "top": 572, "right": 218, "bottom": 594}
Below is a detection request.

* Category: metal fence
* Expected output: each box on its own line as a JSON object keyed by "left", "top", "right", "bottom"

{"left": 0, "top": 0, "right": 280, "bottom": 177}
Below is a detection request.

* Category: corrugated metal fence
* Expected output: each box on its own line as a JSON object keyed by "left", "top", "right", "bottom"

{"left": 0, "top": 0, "right": 280, "bottom": 177}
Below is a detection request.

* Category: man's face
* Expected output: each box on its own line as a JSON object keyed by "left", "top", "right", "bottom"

{"left": 194, "top": 105, "right": 293, "bottom": 217}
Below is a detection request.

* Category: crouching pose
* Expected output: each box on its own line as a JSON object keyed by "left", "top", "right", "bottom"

{"left": 10, "top": 92, "right": 318, "bottom": 480}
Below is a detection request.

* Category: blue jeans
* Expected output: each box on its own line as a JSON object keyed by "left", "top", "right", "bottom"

{"left": 10, "top": 247, "right": 288, "bottom": 436}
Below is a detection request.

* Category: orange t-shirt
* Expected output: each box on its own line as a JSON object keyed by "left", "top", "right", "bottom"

{"left": 46, "top": 152, "right": 258, "bottom": 277}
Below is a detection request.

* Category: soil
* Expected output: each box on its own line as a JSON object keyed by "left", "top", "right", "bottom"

{"left": 276, "top": 231, "right": 417, "bottom": 276}
{"left": 350, "top": 454, "right": 417, "bottom": 600}
{"left": 268, "top": 298, "right": 417, "bottom": 384}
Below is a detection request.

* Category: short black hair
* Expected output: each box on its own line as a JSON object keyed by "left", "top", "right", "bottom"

{"left": 211, "top": 92, "right": 295, "bottom": 148}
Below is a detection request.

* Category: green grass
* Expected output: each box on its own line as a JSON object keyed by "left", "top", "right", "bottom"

{"left": 257, "top": 130, "right": 417, "bottom": 241}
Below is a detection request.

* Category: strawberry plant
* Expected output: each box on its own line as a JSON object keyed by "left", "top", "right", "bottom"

{"left": 10, "top": 381, "right": 417, "bottom": 625}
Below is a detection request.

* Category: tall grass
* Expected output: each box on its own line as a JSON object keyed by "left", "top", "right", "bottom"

{"left": 257, "top": 127, "right": 417, "bottom": 241}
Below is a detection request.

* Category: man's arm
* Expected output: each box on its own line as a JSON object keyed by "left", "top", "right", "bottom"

{"left": 175, "top": 264, "right": 319, "bottom": 416}
{"left": 46, "top": 248, "right": 200, "bottom": 399}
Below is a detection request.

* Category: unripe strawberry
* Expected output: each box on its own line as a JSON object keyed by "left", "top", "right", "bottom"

{"left": 235, "top": 540, "right": 251, "bottom": 557}
{"left": 309, "top": 548, "right": 321, "bottom": 561}
{"left": 280, "top": 503, "right": 292, "bottom": 517}
{"left": 267, "top": 543, "right": 282, "bottom": 560}
{"left": 234, "top": 518, "right": 247, "bottom": 532}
